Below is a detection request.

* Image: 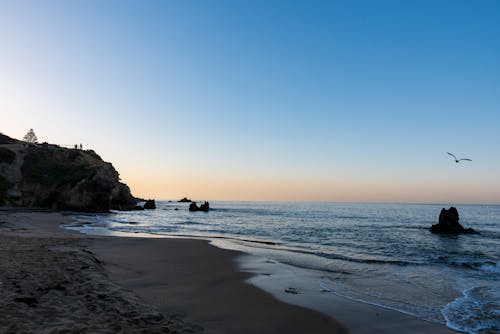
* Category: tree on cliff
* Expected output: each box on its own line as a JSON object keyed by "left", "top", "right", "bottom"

{"left": 23, "top": 129, "right": 38, "bottom": 143}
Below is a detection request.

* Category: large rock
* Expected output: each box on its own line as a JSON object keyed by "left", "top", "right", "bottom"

{"left": 0, "top": 135, "right": 138, "bottom": 212}
{"left": 144, "top": 199, "right": 156, "bottom": 209}
{"left": 430, "top": 207, "right": 477, "bottom": 234}
{"left": 189, "top": 201, "right": 209, "bottom": 212}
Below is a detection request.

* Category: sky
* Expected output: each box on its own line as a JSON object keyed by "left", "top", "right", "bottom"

{"left": 1, "top": 0, "right": 499, "bottom": 203}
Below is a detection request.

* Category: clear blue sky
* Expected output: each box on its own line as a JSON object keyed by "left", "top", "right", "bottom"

{"left": 1, "top": 0, "right": 499, "bottom": 203}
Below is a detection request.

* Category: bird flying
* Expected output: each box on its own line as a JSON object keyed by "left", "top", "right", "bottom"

{"left": 447, "top": 152, "right": 472, "bottom": 163}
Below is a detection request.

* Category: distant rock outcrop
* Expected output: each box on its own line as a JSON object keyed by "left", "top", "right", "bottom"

{"left": 189, "top": 201, "right": 209, "bottom": 212}
{"left": 0, "top": 134, "right": 138, "bottom": 212}
{"left": 430, "top": 207, "right": 478, "bottom": 234}
{"left": 144, "top": 199, "right": 156, "bottom": 209}
{"left": 178, "top": 197, "right": 192, "bottom": 203}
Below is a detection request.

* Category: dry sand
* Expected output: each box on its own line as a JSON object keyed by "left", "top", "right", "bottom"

{"left": 0, "top": 210, "right": 458, "bottom": 333}
{"left": 0, "top": 211, "right": 197, "bottom": 333}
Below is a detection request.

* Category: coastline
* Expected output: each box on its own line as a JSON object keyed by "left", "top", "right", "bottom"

{"left": 0, "top": 210, "right": 458, "bottom": 333}
{"left": 89, "top": 236, "right": 346, "bottom": 334}
{"left": 237, "top": 254, "right": 459, "bottom": 334}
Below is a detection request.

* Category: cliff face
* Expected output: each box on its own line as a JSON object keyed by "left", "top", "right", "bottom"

{"left": 0, "top": 134, "right": 137, "bottom": 212}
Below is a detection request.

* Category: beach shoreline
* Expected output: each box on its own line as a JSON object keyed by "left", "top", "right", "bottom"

{"left": 0, "top": 210, "right": 458, "bottom": 333}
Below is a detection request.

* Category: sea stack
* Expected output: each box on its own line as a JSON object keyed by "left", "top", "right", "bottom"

{"left": 144, "top": 199, "right": 156, "bottom": 209}
{"left": 189, "top": 201, "right": 209, "bottom": 212}
{"left": 430, "top": 207, "right": 477, "bottom": 234}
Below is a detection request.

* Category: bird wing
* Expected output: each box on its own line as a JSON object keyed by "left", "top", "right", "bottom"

{"left": 447, "top": 152, "right": 457, "bottom": 159}
{"left": 458, "top": 158, "right": 472, "bottom": 162}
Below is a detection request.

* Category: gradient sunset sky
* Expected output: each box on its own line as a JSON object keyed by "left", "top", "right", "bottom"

{"left": 1, "top": 1, "right": 499, "bottom": 203}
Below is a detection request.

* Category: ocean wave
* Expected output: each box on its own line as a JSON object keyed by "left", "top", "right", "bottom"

{"left": 335, "top": 224, "right": 431, "bottom": 231}
{"left": 175, "top": 220, "right": 205, "bottom": 226}
{"left": 453, "top": 261, "right": 499, "bottom": 274}
{"left": 213, "top": 234, "right": 423, "bottom": 267}
{"left": 317, "top": 280, "right": 444, "bottom": 323}
{"left": 442, "top": 286, "right": 500, "bottom": 334}
{"left": 479, "top": 262, "right": 500, "bottom": 275}
{"left": 208, "top": 207, "right": 285, "bottom": 217}
{"left": 210, "top": 235, "right": 278, "bottom": 246}
{"left": 435, "top": 256, "right": 500, "bottom": 274}
{"left": 206, "top": 233, "right": 425, "bottom": 267}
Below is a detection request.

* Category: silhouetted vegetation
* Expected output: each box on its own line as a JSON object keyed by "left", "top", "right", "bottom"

{"left": 68, "top": 150, "right": 82, "bottom": 161}
{"left": 23, "top": 129, "right": 38, "bottom": 143}
{"left": 0, "top": 148, "right": 16, "bottom": 164}
{"left": 21, "top": 152, "right": 95, "bottom": 187}
{"left": 84, "top": 150, "right": 102, "bottom": 161}
{"left": 0, "top": 175, "right": 12, "bottom": 195}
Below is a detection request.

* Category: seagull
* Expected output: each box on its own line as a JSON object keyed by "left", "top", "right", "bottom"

{"left": 447, "top": 152, "right": 472, "bottom": 163}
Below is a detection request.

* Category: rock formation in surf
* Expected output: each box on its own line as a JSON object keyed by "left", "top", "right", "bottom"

{"left": 189, "top": 201, "right": 209, "bottom": 212}
{"left": 144, "top": 199, "right": 156, "bottom": 209}
{"left": 430, "top": 207, "right": 477, "bottom": 234}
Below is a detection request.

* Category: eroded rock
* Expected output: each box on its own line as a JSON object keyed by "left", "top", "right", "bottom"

{"left": 430, "top": 207, "right": 478, "bottom": 234}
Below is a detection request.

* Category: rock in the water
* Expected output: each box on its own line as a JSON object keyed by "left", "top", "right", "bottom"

{"left": 430, "top": 207, "right": 478, "bottom": 234}
{"left": 199, "top": 201, "right": 209, "bottom": 211}
{"left": 178, "top": 197, "right": 192, "bottom": 203}
{"left": 133, "top": 205, "right": 144, "bottom": 210}
{"left": 189, "top": 201, "right": 209, "bottom": 212}
{"left": 144, "top": 199, "right": 156, "bottom": 209}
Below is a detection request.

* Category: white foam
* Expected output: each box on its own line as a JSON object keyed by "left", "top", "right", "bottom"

{"left": 319, "top": 281, "right": 420, "bottom": 317}
{"left": 442, "top": 286, "right": 500, "bottom": 334}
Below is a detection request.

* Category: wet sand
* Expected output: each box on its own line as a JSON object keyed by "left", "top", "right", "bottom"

{"left": 89, "top": 237, "right": 347, "bottom": 334}
{"left": 90, "top": 236, "right": 458, "bottom": 334}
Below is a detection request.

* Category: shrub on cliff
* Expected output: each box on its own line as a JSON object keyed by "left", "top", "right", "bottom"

{"left": 0, "top": 176, "right": 12, "bottom": 203}
{"left": 0, "top": 148, "right": 16, "bottom": 164}
{"left": 23, "top": 129, "right": 38, "bottom": 144}
{"left": 21, "top": 151, "right": 94, "bottom": 188}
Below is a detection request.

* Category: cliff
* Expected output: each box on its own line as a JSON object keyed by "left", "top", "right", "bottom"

{"left": 0, "top": 133, "right": 137, "bottom": 212}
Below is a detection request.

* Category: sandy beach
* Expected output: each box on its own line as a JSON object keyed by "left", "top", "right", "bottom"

{"left": 0, "top": 210, "right": 458, "bottom": 333}
{"left": 0, "top": 211, "right": 198, "bottom": 333}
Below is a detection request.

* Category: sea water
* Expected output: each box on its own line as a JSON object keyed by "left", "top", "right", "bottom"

{"left": 64, "top": 202, "right": 500, "bottom": 334}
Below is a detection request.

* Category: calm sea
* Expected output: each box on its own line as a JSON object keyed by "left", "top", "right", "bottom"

{"left": 65, "top": 202, "right": 500, "bottom": 334}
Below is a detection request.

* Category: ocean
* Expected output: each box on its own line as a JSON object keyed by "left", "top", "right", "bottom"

{"left": 64, "top": 202, "right": 500, "bottom": 334}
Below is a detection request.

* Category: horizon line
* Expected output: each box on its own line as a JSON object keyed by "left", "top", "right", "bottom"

{"left": 150, "top": 199, "right": 500, "bottom": 206}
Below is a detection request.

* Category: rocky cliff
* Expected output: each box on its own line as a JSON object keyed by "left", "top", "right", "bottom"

{"left": 0, "top": 133, "right": 137, "bottom": 212}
